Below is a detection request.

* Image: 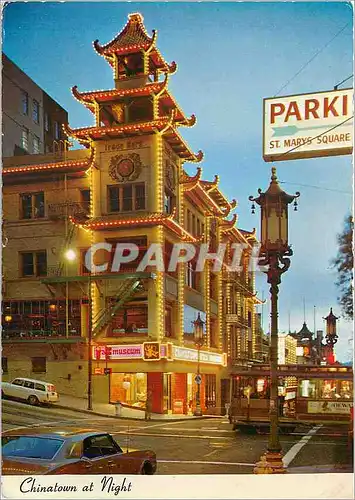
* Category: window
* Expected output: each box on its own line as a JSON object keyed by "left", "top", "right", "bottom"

{"left": 2, "top": 357, "right": 8, "bottom": 373}
{"left": 165, "top": 307, "right": 174, "bottom": 338}
{"left": 210, "top": 317, "right": 218, "bottom": 348}
{"left": 205, "top": 374, "right": 217, "bottom": 408}
{"left": 108, "top": 183, "right": 145, "bottom": 212}
{"left": 21, "top": 251, "right": 47, "bottom": 277}
{"left": 32, "top": 100, "right": 39, "bottom": 124}
{"left": 164, "top": 240, "right": 177, "bottom": 278}
{"left": 23, "top": 380, "right": 35, "bottom": 389}
{"left": 21, "top": 91, "right": 28, "bottom": 115}
{"left": 80, "top": 189, "right": 90, "bottom": 214}
{"left": 33, "top": 135, "right": 40, "bottom": 154}
{"left": 210, "top": 273, "right": 218, "bottom": 301}
{"left": 22, "top": 128, "right": 29, "bottom": 151}
{"left": 186, "top": 262, "right": 194, "bottom": 288}
{"left": 12, "top": 379, "right": 24, "bottom": 387}
{"left": 20, "top": 192, "right": 45, "bottom": 219}
{"left": 31, "top": 357, "right": 46, "bottom": 373}
{"left": 2, "top": 436, "right": 63, "bottom": 460}
{"left": 110, "top": 306, "right": 148, "bottom": 335}
{"left": 83, "top": 434, "right": 121, "bottom": 459}
{"left": 108, "top": 186, "right": 120, "bottom": 212}
{"left": 54, "top": 121, "right": 60, "bottom": 140}
{"left": 34, "top": 383, "right": 45, "bottom": 391}
{"left": 164, "top": 191, "right": 174, "bottom": 214}
{"left": 44, "top": 112, "right": 49, "bottom": 131}
{"left": 135, "top": 183, "right": 145, "bottom": 210}
{"left": 122, "top": 185, "right": 132, "bottom": 211}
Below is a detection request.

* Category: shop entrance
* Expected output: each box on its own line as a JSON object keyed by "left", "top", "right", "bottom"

{"left": 187, "top": 373, "right": 194, "bottom": 415}
{"left": 163, "top": 373, "right": 172, "bottom": 413}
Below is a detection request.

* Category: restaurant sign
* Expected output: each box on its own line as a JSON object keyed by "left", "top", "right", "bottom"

{"left": 172, "top": 346, "right": 226, "bottom": 366}
{"left": 308, "top": 401, "right": 353, "bottom": 414}
{"left": 93, "top": 343, "right": 227, "bottom": 366}
{"left": 263, "top": 88, "right": 353, "bottom": 162}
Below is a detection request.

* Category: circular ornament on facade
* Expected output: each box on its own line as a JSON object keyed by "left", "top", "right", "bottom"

{"left": 118, "top": 158, "right": 134, "bottom": 177}
{"left": 109, "top": 153, "right": 143, "bottom": 182}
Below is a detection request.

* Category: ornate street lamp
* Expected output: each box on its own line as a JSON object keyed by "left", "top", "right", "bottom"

{"left": 324, "top": 308, "right": 339, "bottom": 347}
{"left": 193, "top": 313, "right": 205, "bottom": 417}
{"left": 250, "top": 167, "right": 300, "bottom": 474}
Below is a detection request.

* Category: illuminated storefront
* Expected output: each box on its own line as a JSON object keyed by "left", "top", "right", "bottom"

{"left": 93, "top": 342, "right": 226, "bottom": 413}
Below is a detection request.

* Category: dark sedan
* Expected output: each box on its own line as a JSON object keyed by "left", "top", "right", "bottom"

{"left": 2, "top": 427, "right": 156, "bottom": 475}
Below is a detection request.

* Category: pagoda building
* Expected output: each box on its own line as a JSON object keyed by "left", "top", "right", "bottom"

{"left": 2, "top": 13, "right": 260, "bottom": 414}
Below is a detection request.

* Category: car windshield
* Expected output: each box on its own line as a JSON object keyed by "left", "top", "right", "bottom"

{"left": 2, "top": 436, "right": 64, "bottom": 459}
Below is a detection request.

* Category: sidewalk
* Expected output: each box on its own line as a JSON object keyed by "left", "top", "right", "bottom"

{"left": 56, "top": 394, "right": 224, "bottom": 421}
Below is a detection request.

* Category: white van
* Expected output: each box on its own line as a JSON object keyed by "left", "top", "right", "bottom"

{"left": 1, "top": 378, "right": 59, "bottom": 406}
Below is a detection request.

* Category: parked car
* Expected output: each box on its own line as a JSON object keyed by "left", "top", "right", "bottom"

{"left": 1, "top": 378, "right": 58, "bottom": 406}
{"left": 2, "top": 428, "right": 157, "bottom": 475}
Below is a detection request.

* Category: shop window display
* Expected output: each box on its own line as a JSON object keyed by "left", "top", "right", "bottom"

{"left": 110, "top": 373, "right": 147, "bottom": 407}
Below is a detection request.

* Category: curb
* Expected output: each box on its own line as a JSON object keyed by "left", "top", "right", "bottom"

{"left": 56, "top": 403, "right": 218, "bottom": 422}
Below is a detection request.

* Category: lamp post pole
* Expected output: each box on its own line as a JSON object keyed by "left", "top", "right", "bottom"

{"left": 195, "top": 342, "right": 202, "bottom": 416}
{"left": 250, "top": 167, "right": 300, "bottom": 474}
{"left": 193, "top": 313, "right": 205, "bottom": 417}
{"left": 87, "top": 273, "right": 93, "bottom": 411}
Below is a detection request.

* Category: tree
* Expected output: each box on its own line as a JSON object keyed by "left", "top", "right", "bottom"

{"left": 332, "top": 214, "right": 353, "bottom": 319}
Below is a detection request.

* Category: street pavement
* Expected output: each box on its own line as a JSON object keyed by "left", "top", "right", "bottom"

{"left": 2, "top": 399, "right": 353, "bottom": 474}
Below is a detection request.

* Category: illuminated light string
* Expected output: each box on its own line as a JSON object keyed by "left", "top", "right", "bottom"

{"left": 73, "top": 82, "right": 165, "bottom": 102}
{"left": 217, "top": 223, "right": 224, "bottom": 351}
{"left": 3, "top": 159, "right": 90, "bottom": 175}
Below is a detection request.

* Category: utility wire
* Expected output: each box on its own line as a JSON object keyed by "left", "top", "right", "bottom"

{"left": 3, "top": 73, "right": 54, "bottom": 113}
{"left": 279, "top": 181, "right": 352, "bottom": 195}
{"left": 334, "top": 74, "right": 353, "bottom": 90}
{"left": 276, "top": 115, "right": 353, "bottom": 159}
{"left": 3, "top": 111, "right": 45, "bottom": 145}
{"left": 274, "top": 21, "right": 352, "bottom": 97}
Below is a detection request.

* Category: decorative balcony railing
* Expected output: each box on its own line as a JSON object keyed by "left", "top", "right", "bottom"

{"left": 2, "top": 330, "right": 81, "bottom": 340}
{"left": 47, "top": 201, "right": 89, "bottom": 220}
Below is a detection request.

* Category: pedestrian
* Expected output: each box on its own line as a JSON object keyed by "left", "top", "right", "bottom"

{"left": 145, "top": 389, "right": 152, "bottom": 421}
{"left": 278, "top": 395, "right": 285, "bottom": 417}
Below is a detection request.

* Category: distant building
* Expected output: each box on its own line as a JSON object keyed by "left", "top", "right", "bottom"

{"left": 278, "top": 333, "right": 297, "bottom": 365}
{"left": 290, "top": 322, "right": 325, "bottom": 365}
{"left": 253, "top": 313, "right": 269, "bottom": 362}
{"left": 2, "top": 53, "right": 68, "bottom": 157}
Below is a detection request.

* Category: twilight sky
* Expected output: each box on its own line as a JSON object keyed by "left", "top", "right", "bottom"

{"left": 3, "top": 1, "right": 353, "bottom": 361}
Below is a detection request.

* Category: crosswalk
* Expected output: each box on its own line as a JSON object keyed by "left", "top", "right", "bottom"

{"left": 1, "top": 400, "right": 93, "bottom": 431}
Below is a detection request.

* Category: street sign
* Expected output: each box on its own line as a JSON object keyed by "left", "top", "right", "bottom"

{"left": 195, "top": 374, "right": 202, "bottom": 385}
{"left": 226, "top": 314, "right": 239, "bottom": 323}
{"left": 263, "top": 88, "right": 353, "bottom": 162}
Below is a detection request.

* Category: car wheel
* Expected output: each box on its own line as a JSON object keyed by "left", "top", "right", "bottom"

{"left": 28, "top": 395, "right": 39, "bottom": 406}
{"left": 141, "top": 462, "right": 154, "bottom": 475}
